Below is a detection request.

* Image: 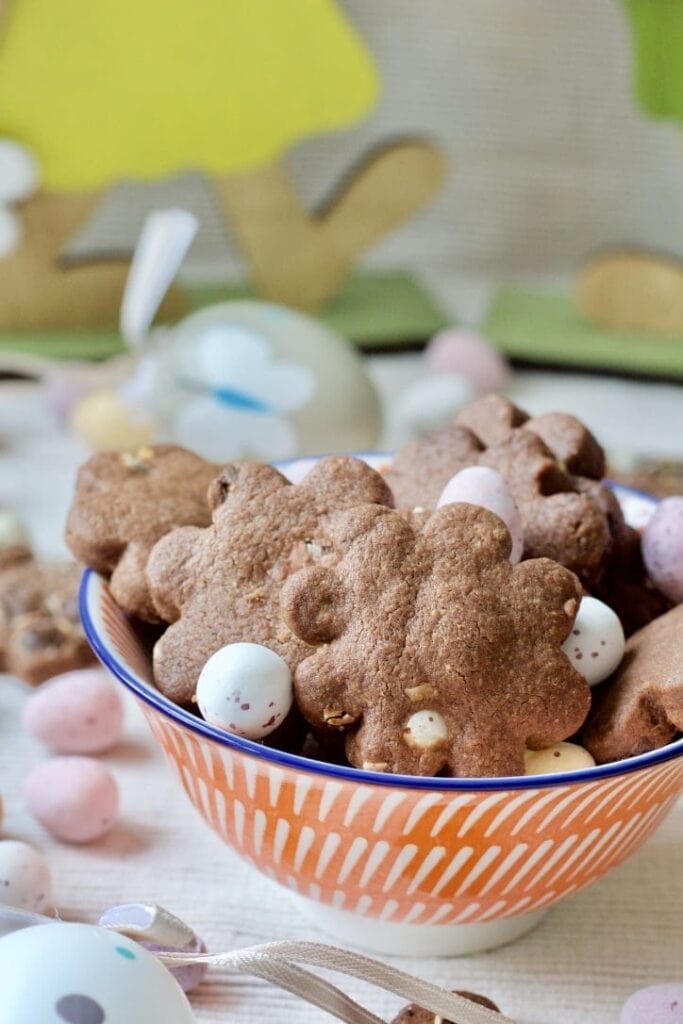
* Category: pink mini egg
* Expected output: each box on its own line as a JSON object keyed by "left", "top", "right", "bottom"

{"left": 0, "top": 840, "right": 52, "bottom": 913}
{"left": 642, "top": 497, "right": 683, "bottom": 603}
{"left": 22, "top": 668, "right": 124, "bottom": 755}
{"left": 437, "top": 465, "right": 524, "bottom": 562}
{"left": 425, "top": 328, "right": 510, "bottom": 394}
{"left": 621, "top": 984, "right": 683, "bottom": 1024}
{"left": 23, "top": 757, "right": 119, "bottom": 844}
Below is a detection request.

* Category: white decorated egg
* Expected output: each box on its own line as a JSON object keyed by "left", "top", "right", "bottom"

{"left": 403, "top": 710, "right": 449, "bottom": 751}
{"left": 196, "top": 642, "right": 293, "bottom": 740}
{"left": 0, "top": 922, "right": 195, "bottom": 1023}
{"left": 437, "top": 465, "right": 524, "bottom": 563}
{"left": 0, "top": 841, "right": 51, "bottom": 913}
{"left": 642, "top": 497, "right": 683, "bottom": 603}
{"left": 561, "top": 595, "right": 625, "bottom": 686}
{"left": 22, "top": 668, "right": 125, "bottom": 755}
{"left": 24, "top": 757, "right": 119, "bottom": 844}
{"left": 525, "top": 742, "right": 596, "bottom": 775}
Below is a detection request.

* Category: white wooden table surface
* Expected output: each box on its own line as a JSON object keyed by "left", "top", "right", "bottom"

{"left": 1, "top": 372, "right": 682, "bottom": 1024}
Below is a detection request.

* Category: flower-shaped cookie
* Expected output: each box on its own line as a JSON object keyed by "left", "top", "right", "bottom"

{"left": 583, "top": 604, "right": 683, "bottom": 763}
{"left": 282, "top": 502, "right": 589, "bottom": 777}
{"left": 66, "top": 445, "right": 219, "bottom": 621}
{"left": 147, "top": 457, "right": 393, "bottom": 705}
{"left": 385, "top": 395, "right": 616, "bottom": 585}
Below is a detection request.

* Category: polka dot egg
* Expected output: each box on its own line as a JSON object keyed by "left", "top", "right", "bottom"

{"left": 561, "top": 596, "right": 625, "bottom": 686}
{"left": 196, "top": 642, "right": 293, "bottom": 740}
{"left": 0, "top": 841, "right": 51, "bottom": 913}
{"left": 642, "top": 497, "right": 683, "bottom": 603}
{"left": 0, "top": 922, "right": 195, "bottom": 1023}
{"left": 23, "top": 757, "right": 119, "bottom": 844}
{"left": 525, "top": 742, "right": 596, "bottom": 775}
{"left": 22, "top": 668, "right": 124, "bottom": 755}
{"left": 621, "top": 984, "right": 683, "bottom": 1024}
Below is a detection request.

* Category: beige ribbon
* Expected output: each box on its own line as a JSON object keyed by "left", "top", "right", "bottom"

{"left": 161, "top": 940, "right": 515, "bottom": 1024}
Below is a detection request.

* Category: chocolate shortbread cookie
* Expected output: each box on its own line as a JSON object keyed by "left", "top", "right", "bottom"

{"left": 66, "top": 444, "right": 219, "bottom": 621}
{"left": 0, "top": 561, "right": 94, "bottom": 684}
{"left": 583, "top": 604, "right": 683, "bottom": 763}
{"left": 392, "top": 990, "right": 500, "bottom": 1023}
{"left": 282, "top": 502, "right": 589, "bottom": 777}
{"left": 385, "top": 395, "right": 622, "bottom": 587}
{"left": 147, "top": 457, "right": 393, "bottom": 706}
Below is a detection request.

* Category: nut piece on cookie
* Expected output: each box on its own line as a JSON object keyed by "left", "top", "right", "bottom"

{"left": 147, "top": 457, "right": 393, "bottom": 706}
{"left": 583, "top": 604, "right": 683, "bottom": 763}
{"left": 282, "top": 502, "right": 589, "bottom": 778}
{"left": 392, "top": 990, "right": 500, "bottom": 1023}
{"left": 66, "top": 444, "right": 219, "bottom": 621}
{"left": 0, "top": 561, "right": 94, "bottom": 685}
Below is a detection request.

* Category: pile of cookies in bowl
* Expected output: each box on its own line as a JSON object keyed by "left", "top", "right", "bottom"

{"left": 69, "top": 394, "right": 683, "bottom": 780}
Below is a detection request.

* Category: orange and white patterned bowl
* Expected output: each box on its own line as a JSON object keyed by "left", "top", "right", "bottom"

{"left": 80, "top": 468, "right": 683, "bottom": 956}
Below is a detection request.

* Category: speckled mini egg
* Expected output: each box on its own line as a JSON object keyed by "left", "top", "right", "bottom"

{"left": 525, "top": 742, "right": 596, "bottom": 775}
{"left": 561, "top": 595, "right": 625, "bottom": 686}
{"left": 425, "top": 328, "right": 510, "bottom": 394}
{"left": 437, "top": 465, "right": 524, "bottom": 563}
{"left": 196, "top": 642, "right": 293, "bottom": 740}
{"left": 22, "top": 668, "right": 124, "bottom": 755}
{"left": 99, "top": 903, "right": 207, "bottom": 993}
{"left": 642, "top": 497, "right": 683, "bottom": 603}
{"left": 0, "top": 923, "right": 195, "bottom": 1024}
{"left": 23, "top": 757, "right": 119, "bottom": 844}
{"left": 620, "top": 984, "right": 683, "bottom": 1024}
{"left": 0, "top": 841, "right": 51, "bottom": 913}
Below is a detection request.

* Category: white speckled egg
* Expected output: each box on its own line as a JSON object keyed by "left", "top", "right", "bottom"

{"left": 0, "top": 841, "right": 51, "bottom": 913}
{"left": 24, "top": 757, "right": 119, "bottom": 844}
{"left": 0, "top": 923, "right": 195, "bottom": 1024}
{"left": 403, "top": 710, "right": 449, "bottom": 751}
{"left": 620, "top": 984, "right": 683, "bottom": 1024}
{"left": 196, "top": 642, "right": 293, "bottom": 740}
{"left": 22, "top": 669, "right": 124, "bottom": 755}
{"left": 642, "top": 497, "right": 683, "bottom": 603}
{"left": 437, "top": 465, "right": 524, "bottom": 563}
{"left": 525, "top": 742, "right": 596, "bottom": 775}
{"left": 561, "top": 595, "right": 625, "bottom": 686}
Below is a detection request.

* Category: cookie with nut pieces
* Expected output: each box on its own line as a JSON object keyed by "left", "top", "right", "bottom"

{"left": 583, "top": 603, "right": 683, "bottom": 763}
{"left": 282, "top": 501, "right": 589, "bottom": 777}
{"left": 66, "top": 444, "right": 219, "bottom": 621}
{"left": 0, "top": 560, "right": 94, "bottom": 684}
{"left": 147, "top": 457, "right": 393, "bottom": 706}
{"left": 384, "top": 394, "right": 623, "bottom": 587}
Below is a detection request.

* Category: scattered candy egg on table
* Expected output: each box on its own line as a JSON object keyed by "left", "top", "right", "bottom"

{"left": 642, "top": 497, "right": 683, "bottom": 603}
{"left": 620, "top": 984, "right": 683, "bottom": 1024}
{"left": 425, "top": 328, "right": 510, "bottom": 394}
{"left": 99, "top": 903, "right": 207, "bottom": 993}
{"left": 0, "top": 509, "right": 29, "bottom": 549}
{"left": 0, "top": 840, "right": 51, "bottom": 913}
{"left": 0, "top": 922, "right": 195, "bottom": 1023}
{"left": 23, "top": 757, "right": 119, "bottom": 844}
{"left": 437, "top": 465, "right": 524, "bottom": 563}
{"left": 22, "top": 668, "right": 124, "bottom": 755}
{"left": 524, "top": 742, "right": 596, "bottom": 775}
{"left": 197, "top": 642, "right": 293, "bottom": 740}
{"left": 561, "top": 595, "right": 625, "bottom": 686}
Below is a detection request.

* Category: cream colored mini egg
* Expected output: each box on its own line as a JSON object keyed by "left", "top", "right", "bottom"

{"left": 0, "top": 841, "right": 51, "bottom": 913}
{"left": 561, "top": 595, "right": 625, "bottom": 686}
{"left": 525, "top": 742, "right": 596, "bottom": 775}
{"left": 403, "top": 710, "right": 448, "bottom": 750}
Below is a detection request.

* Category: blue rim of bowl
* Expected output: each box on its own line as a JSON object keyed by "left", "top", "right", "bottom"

{"left": 79, "top": 459, "right": 683, "bottom": 792}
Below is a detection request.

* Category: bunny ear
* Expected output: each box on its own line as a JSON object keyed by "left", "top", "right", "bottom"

{"left": 120, "top": 208, "right": 198, "bottom": 348}
{"left": 0, "top": 904, "right": 54, "bottom": 939}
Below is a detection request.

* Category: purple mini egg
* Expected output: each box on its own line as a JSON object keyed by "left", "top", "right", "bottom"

{"left": 425, "top": 329, "right": 510, "bottom": 394}
{"left": 22, "top": 668, "right": 124, "bottom": 755}
{"left": 642, "top": 497, "right": 683, "bottom": 603}
{"left": 621, "top": 984, "right": 683, "bottom": 1024}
